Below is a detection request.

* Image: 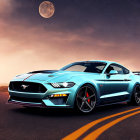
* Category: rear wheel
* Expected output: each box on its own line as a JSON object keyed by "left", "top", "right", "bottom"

{"left": 75, "top": 84, "right": 96, "bottom": 113}
{"left": 130, "top": 85, "right": 140, "bottom": 105}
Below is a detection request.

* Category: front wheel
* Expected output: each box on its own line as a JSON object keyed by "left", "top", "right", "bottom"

{"left": 75, "top": 85, "right": 96, "bottom": 114}
{"left": 129, "top": 85, "right": 140, "bottom": 106}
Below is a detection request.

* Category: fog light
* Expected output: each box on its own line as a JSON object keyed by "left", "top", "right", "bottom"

{"left": 50, "top": 94, "right": 68, "bottom": 98}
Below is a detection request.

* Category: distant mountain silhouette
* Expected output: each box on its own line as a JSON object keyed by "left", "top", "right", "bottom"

{"left": 0, "top": 86, "right": 8, "bottom": 92}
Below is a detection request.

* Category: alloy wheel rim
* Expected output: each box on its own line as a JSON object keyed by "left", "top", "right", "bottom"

{"left": 135, "top": 86, "right": 140, "bottom": 104}
{"left": 76, "top": 86, "right": 96, "bottom": 113}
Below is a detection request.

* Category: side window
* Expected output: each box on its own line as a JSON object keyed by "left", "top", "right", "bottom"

{"left": 112, "top": 65, "right": 124, "bottom": 74}
{"left": 105, "top": 64, "right": 124, "bottom": 74}
{"left": 122, "top": 67, "right": 130, "bottom": 74}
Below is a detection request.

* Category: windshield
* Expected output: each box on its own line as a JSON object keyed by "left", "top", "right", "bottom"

{"left": 60, "top": 62, "right": 106, "bottom": 73}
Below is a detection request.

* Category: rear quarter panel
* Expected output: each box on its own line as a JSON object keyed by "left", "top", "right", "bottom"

{"left": 127, "top": 74, "right": 140, "bottom": 100}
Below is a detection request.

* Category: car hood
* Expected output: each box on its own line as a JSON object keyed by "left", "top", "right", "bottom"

{"left": 12, "top": 70, "right": 99, "bottom": 83}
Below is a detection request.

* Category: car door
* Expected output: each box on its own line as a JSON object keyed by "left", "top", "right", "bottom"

{"left": 100, "top": 64, "right": 131, "bottom": 104}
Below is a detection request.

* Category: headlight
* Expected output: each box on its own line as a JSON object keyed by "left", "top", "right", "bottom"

{"left": 50, "top": 82, "right": 75, "bottom": 88}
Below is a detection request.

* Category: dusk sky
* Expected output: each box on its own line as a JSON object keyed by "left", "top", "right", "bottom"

{"left": 0, "top": 0, "right": 140, "bottom": 85}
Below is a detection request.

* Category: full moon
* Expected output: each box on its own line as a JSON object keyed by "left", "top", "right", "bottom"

{"left": 39, "top": 1, "right": 55, "bottom": 18}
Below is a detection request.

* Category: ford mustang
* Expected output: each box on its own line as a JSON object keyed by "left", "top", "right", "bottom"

{"left": 8, "top": 60, "right": 140, "bottom": 113}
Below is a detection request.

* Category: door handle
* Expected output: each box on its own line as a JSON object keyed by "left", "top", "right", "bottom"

{"left": 124, "top": 79, "right": 131, "bottom": 81}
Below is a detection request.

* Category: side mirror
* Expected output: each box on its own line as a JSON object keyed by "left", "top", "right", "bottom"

{"left": 108, "top": 70, "right": 118, "bottom": 76}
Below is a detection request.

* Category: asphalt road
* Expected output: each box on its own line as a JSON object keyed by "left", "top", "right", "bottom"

{"left": 0, "top": 91, "right": 140, "bottom": 140}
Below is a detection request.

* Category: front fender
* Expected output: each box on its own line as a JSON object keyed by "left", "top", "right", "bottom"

{"left": 67, "top": 76, "right": 101, "bottom": 105}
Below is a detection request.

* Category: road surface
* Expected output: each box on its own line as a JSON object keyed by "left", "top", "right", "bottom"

{"left": 0, "top": 91, "right": 140, "bottom": 140}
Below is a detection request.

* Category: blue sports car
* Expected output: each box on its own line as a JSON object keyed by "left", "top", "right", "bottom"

{"left": 8, "top": 60, "right": 140, "bottom": 113}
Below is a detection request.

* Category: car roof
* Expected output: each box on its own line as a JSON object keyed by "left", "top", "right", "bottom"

{"left": 77, "top": 60, "right": 119, "bottom": 65}
{"left": 68, "top": 60, "right": 130, "bottom": 72}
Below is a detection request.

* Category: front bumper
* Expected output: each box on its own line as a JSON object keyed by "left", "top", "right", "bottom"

{"left": 8, "top": 99, "right": 46, "bottom": 108}
{"left": 8, "top": 81, "right": 79, "bottom": 108}
{"left": 8, "top": 95, "right": 72, "bottom": 108}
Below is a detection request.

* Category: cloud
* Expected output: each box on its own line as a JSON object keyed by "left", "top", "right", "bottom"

{"left": 0, "top": 0, "right": 14, "bottom": 15}
{"left": 0, "top": 0, "right": 140, "bottom": 84}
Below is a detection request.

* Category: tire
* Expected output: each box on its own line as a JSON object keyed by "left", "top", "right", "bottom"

{"left": 129, "top": 85, "right": 140, "bottom": 106}
{"left": 75, "top": 84, "right": 96, "bottom": 114}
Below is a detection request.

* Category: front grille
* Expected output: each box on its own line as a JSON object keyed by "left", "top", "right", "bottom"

{"left": 10, "top": 96, "right": 42, "bottom": 103}
{"left": 9, "top": 82, "right": 47, "bottom": 93}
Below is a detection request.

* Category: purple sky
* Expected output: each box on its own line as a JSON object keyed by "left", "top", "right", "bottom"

{"left": 0, "top": 0, "right": 140, "bottom": 85}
